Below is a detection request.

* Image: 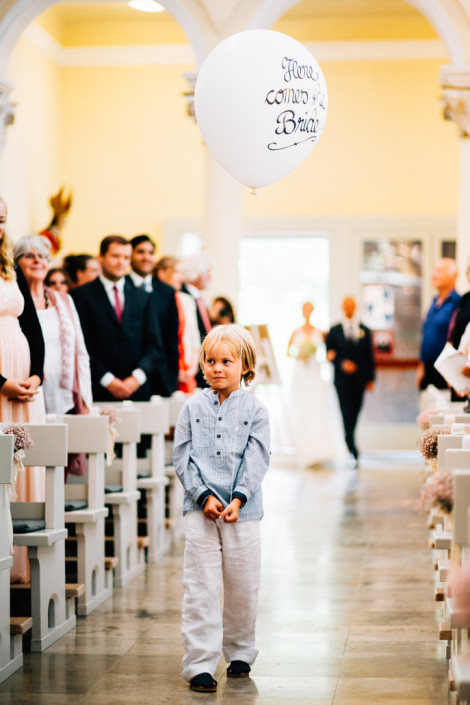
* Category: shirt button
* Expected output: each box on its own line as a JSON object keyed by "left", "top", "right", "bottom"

{"left": 214, "top": 401, "right": 218, "bottom": 405}
{"left": 196, "top": 419, "right": 200, "bottom": 423}
{"left": 217, "top": 434, "right": 221, "bottom": 439}
{"left": 244, "top": 421, "right": 248, "bottom": 425}
{"left": 217, "top": 451, "right": 221, "bottom": 455}
{"left": 218, "top": 417, "right": 222, "bottom": 421}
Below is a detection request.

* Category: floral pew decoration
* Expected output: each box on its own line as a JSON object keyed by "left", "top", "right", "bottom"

{"left": 417, "top": 471, "right": 453, "bottom": 518}
{"left": 99, "top": 407, "right": 121, "bottom": 466}
{"left": 416, "top": 409, "right": 440, "bottom": 431}
{"left": 419, "top": 429, "right": 450, "bottom": 473}
{"left": 2, "top": 424, "right": 33, "bottom": 553}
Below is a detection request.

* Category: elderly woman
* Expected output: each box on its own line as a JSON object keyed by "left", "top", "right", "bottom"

{"left": 14, "top": 235, "right": 92, "bottom": 418}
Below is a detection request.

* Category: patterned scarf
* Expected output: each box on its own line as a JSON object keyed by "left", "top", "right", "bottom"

{"left": 44, "top": 287, "right": 75, "bottom": 392}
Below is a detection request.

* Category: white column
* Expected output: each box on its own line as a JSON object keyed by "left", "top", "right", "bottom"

{"left": 203, "top": 149, "right": 243, "bottom": 309}
{"left": 440, "top": 65, "right": 470, "bottom": 288}
{"left": 0, "top": 77, "right": 14, "bottom": 158}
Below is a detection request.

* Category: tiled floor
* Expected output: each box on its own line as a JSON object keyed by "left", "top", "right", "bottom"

{"left": 0, "top": 453, "right": 450, "bottom": 704}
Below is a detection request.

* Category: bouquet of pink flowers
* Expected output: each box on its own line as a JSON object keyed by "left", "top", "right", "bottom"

{"left": 418, "top": 429, "right": 449, "bottom": 461}
{"left": 2, "top": 424, "right": 34, "bottom": 553}
{"left": 416, "top": 409, "right": 439, "bottom": 431}
{"left": 417, "top": 471, "right": 453, "bottom": 515}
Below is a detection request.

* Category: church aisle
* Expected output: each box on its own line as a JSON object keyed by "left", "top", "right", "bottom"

{"left": 0, "top": 454, "right": 449, "bottom": 704}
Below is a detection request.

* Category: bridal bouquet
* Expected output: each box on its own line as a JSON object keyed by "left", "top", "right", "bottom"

{"left": 2, "top": 424, "right": 33, "bottom": 553}
{"left": 298, "top": 339, "right": 317, "bottom": 361}
{"left": 417, "top": 471, "right": 453, "bottom": 515}
{"left": 99, "top": 407, "right": 121, "bottom": 466}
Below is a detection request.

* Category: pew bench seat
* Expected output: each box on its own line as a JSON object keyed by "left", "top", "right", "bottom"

{"left": 10, "top": 617, "right": 32, "bottom": 636}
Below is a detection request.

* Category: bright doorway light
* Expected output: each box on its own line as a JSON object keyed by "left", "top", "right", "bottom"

{"left": 128, "top": 1, "right": 164, "bottom": 12}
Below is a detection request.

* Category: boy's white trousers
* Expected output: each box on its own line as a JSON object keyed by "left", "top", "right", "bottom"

{"left": 181, "top": 510, "right": 261, "bottom": 682}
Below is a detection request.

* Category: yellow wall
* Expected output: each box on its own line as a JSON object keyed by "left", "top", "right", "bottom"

{"left": 0, "top": 35, "right": 63, "bottom": 245}
{"left": 60, "top": 63, "right": 205, "bottom": 254}
{"left": 0, "top": 27, "right": 459, "bottom": 257}
{"left": 243, "top": 59, "right": 459, "bottom": 216}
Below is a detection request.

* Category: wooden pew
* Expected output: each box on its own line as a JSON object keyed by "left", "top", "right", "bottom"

{"left": 93, "top": 403, "right": 145, "bottom": 587}
{"left": 0, "top": 432, "right": 27, "bottom": 683}
{"left": 8, "top": 422, "right": 76, "bottom": 652}
{"left": 55, "top": 412, "right": 114, "bottom": 616}
{"left": 132, "top": 396, "right": 171, "bottom": 561}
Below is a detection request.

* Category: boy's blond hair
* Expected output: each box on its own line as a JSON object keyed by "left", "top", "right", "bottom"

{"left": 200, "top": 324, "right": 257, "bottom": 386}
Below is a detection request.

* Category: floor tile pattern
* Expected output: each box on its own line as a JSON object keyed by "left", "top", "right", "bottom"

{"left": 0, "top": 453, "right": 450, "bottom": 704}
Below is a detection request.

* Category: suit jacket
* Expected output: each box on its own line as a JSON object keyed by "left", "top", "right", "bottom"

{"left": 126, "top": 275, "right": 179, "bottom": 396}
{"left": 70, "top": 277, "right": 162, "bottom": 402}
{"left": 326, "top": 322, "right": 375, "bottom": 388}
{"left": 181, "top": 284, "right": 209, "bottom": 343}
{"left": 450, "top": 290, "right": 470, "bottom": 350}
{"left": 181, "top": 284, "right": 210, "bottom": 387}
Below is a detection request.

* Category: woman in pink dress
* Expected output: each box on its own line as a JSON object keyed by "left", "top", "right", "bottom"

{"left": 0, "top": 197, "right": 46, "bottom": 582}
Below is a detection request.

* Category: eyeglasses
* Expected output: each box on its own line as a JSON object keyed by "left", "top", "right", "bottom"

{"left": 17, "top": 252, "right": 49, "bottom": 261}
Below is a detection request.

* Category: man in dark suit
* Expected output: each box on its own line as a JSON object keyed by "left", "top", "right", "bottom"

{"left": 70, "top": 235, "right": 162, "bottom": 402}
{"left": 326, "top": 296, "right": 375, "bottom": 466}
{"left": 181, "top": 253, "right": 213, "bottom": 387}
{"left": 127, "top": 234, "right": 179, "bottom": 397}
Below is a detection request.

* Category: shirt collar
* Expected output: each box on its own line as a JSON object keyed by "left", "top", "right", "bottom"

{"left": 185, "top": 282, "right": 201, "bottom": 299}
{"left": 100, "top": 274, "right": 125, "bottom": 294}
{"left": 129, "top": 270, "right": 152, "bottom": 291}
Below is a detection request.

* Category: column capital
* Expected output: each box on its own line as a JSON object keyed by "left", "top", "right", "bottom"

{"left": 0, "top": 77, "right": 15, "bottom": 153}
{"left": 440, "top": 65, "right": 470, "bottom": 138}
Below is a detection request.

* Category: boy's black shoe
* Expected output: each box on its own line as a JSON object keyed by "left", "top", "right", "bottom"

{"left": 227, "top": 660, "right": 251, "bottom": 678}
{"left": 189, "top": 673, "right": 217, "bottom": 692}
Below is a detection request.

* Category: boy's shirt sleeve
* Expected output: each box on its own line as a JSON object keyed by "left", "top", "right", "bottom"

{"left": 233, "top": 403, "right": 270, "bottom": 503}
{"left": 172, "top": 403, "right": 211, "bottom": 506}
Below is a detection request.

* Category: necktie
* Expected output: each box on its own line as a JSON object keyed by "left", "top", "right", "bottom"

{"left": 113, "top": 285, "right": 123, "bottom": 323}
{"left": 196, "top": 296, "right": 212, "bottom": 334}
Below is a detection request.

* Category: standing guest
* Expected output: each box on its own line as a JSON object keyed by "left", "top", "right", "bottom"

{"left": 326, "top": 296, "right": 375, "bottom": 467}
{"left": 45, "top": 267, "right": 72, "bottom": 293}
{"left": 63, "top": 253, "right": 101, "bottom": 288}
{"left": 71, "top": 235, "right": 161, "bottom": 402}
{"left": 416, "top": 258, "right": 460, "bottom": 392}
{"left": 0, "top": 199, "right": 45, "bottom": 584}
{"left": 181, "top": 253, "right": 214, "bottom": 387}
{"left": 173, "top": 325, "right": 270, "bottom": 693}
{"left": 14, "top": 236, "right": 92, "bottom": 417}
{"left": 450, "top": 255, "right": 470, "bottom": 349}
{"left": 210, "top": 296, "right": 235, "bottom": 326}
{"left": 155, "top": 256, "right": 200, "bottom": 394}
{"left": 127, "top": 234, "right": 179, "bottom": 396}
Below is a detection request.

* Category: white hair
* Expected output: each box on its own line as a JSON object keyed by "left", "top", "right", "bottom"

{"left": 181, "top": 252, "right": 214, "bottom": 283}
{"left": 13, "top": 234, "right": 52, "bottom": 262}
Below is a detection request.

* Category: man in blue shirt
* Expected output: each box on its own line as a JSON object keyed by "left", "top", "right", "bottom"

{"left": 417, "top": 258, "right": 460, "bottom": 391}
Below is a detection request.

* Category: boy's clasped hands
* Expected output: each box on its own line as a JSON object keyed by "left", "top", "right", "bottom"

{"left": 203, "top": 495, "right": 242, "bottom": 523}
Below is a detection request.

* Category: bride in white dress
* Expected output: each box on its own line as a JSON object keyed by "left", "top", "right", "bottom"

{"left": 287, "top": 302, "right": 346, "bottom": 467}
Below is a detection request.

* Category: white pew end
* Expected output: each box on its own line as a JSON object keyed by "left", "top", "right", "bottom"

{"left": 93, "top": 402, "right": 144, "bottom": 588}
{"left": 8, "top": 423, "right": 76, "bottom": 652}
{"left": 0, "top": 433, "right": 26, "bottom": 683}
{"left": 55, "top": 413, "right": 113, "bottom": 616}
{"left": 132, "top": 396, "right": 170, "bottom": 561}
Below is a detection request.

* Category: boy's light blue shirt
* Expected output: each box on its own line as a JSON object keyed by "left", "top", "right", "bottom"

{"left": 172, "top": 388, "right": 270, "bottom": 522}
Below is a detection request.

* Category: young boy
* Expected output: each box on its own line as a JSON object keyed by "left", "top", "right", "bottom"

{"left": 173, "top": 324, "right": 270, "bottom": 693}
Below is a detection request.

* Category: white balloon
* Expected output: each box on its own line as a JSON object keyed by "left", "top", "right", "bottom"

{"left": 194, "top": 29, "right": 328, "bottom": 189}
